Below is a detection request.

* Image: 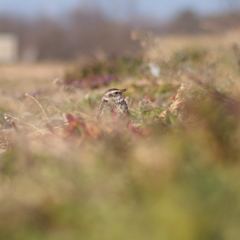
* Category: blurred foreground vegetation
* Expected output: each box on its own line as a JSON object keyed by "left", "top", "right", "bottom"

{"left": 1, "top": 32, "right": 240, "bottom": 240}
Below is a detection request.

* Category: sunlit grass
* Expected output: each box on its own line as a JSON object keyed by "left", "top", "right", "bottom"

{"left": 1, "top": 31, "right": 240, "bottom": 239}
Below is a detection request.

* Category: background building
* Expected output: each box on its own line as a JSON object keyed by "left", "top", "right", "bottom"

{"left": 0, "top": 33, "right": 18, "bottom": 63}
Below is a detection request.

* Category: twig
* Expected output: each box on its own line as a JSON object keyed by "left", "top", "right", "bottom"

{"left": 25, "top": 93, "right": 50, "bottom": 124}
{"left": 5, "top": 114, "right": 45, "bottom": 135}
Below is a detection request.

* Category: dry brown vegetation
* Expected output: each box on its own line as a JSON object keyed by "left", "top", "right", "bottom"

{"left": 1, "top": 29, "right": 240, "bottom": 239}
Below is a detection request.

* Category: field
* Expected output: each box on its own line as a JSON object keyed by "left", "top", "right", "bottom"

{"left": 1, "top": 30, "right": 240, "bottom": 240}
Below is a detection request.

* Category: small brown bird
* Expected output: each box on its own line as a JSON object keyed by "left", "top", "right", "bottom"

{"left": 97, "top": 88, "right": 129, "bottom": 119}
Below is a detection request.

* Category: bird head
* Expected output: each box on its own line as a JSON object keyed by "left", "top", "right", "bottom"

{"left": 101, "top": 88, "right": 127, "bottom": 103}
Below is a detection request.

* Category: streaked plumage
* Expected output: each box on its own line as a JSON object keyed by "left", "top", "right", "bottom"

{"left": 97, "top": 88, "right": 129, "bottom": 119}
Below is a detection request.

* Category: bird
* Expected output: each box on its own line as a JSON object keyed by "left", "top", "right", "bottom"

{"left": 97, "top": 88, "right": 129, "bottom": 119}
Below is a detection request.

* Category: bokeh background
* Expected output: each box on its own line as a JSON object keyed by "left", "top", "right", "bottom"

{"left": 1, "top": 1, "right": 240, "bottom": 240}
{"left": 0, "top": 0, "right": 239, "bottom": 62}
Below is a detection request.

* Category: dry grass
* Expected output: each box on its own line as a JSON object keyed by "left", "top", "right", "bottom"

{"left": 147, "top": 28, "right": 240, "bottom": 59}
{"left": 0, "top": 62, "right": 69, "bottom": 91}
{"left": 1, "top": 30, "right": 240, "bottom": 240}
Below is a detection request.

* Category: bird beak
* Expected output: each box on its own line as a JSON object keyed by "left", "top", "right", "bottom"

{"left": 121, "top": 89, "right": 127, "bottom": 93}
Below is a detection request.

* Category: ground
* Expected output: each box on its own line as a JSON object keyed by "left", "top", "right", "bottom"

{"left": 1, "top": 30, "right": 240, "bottom": 240}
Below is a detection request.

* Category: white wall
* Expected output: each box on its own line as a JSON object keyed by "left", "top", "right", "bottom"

{"left": 0, "top": 33, "right": 18, "bottom": 63}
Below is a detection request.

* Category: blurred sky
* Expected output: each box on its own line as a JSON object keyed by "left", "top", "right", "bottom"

{"left": 0, "top": 0, "right": 238, "bottom": 21}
